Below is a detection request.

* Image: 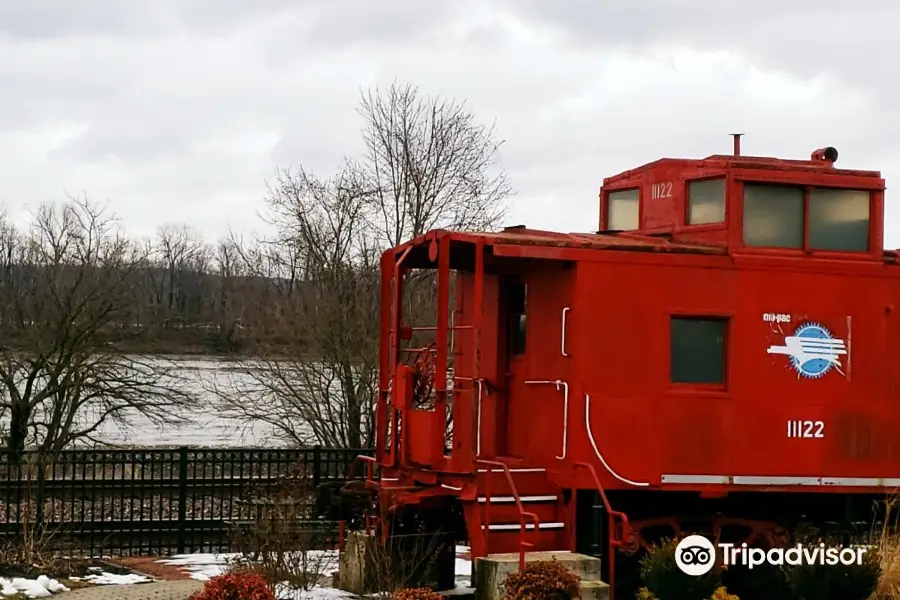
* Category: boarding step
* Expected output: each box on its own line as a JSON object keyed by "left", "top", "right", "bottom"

{"left": 472, "top": 552, "right": 608, "bottom": 600}
{"left": 467, "top": 464, "right": 570, "bottom": 556}
{"left": 477, "top": 495, "right": 561, "bottom": 531}
{"left": 475, "top": 467, "right": 552, "bottom": 497}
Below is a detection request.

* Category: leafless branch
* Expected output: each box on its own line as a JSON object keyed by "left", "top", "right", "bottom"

{"left": 0, "top": 197, "right": 200, "bottom": 458}
{"left": 208, "top": 82, "right": 511, "bottom": 449}
{"left": 357, "top": 80, "right": 512, "bottom": 247}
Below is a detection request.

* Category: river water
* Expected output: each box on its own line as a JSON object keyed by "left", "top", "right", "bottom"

{"left": 88, "top": 356, "right": 286, "bottom": 448}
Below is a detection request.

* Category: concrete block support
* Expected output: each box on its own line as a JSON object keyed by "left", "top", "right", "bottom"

{"left": 473, "top": 552, "right": 609, "bottom": 600}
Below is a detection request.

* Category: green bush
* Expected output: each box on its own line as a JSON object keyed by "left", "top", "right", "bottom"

{"left": 503, "top": 560, "right": 581, "bottom": 600}
{"left": 638, "top": 538, "right": 724, "bottom": 600}
{"left": 784, "top": 543, "right": 880, "bottom": 600}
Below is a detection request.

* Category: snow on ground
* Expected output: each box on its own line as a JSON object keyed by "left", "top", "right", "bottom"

{"left": 274, "top": 583, "right": 355, "bottom": 600}
{"left": 453, "top": 546, "right": 474, "bottom": 594}
{"left": 151, "top": 546, "right": 475, "bottom": 599}
{"left": 156, "top": 553, "right": 238, "bottom": 581}
{"left": 0, "top": 575, "right": 68, "bottom": 598}
{"left": 0, "top": 544, "right": 474, "bottom": 599}
{"left": 70, "top": 570, "right": 153, "bottom": 585}
{"left": 158, "top": 550, "right": 343, "bottom": 582}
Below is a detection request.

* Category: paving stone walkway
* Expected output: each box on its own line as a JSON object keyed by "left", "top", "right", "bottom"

{"left": 59, "top": 580, "right": 204, "bottom": 600}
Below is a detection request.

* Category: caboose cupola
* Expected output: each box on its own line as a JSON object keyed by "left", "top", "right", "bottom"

{"left": 598, "top": 137, "right": 885, "bottom": 259}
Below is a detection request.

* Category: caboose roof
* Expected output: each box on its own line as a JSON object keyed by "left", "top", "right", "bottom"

{"left": 470, "top": 227, "right": 725, "bottom": 253}
{"left": 402, "top": 227, "right": 726, "bottom": 260}
{"left": 602, "top": 155, "right": 882, "bottom": 186}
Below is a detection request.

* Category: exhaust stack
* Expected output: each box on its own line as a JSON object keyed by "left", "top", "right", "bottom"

{"left": 810, "top": 147, "right": 839, "bottom": 166}
{"left": 731, "top": 133, "right": 743, "bottom": 157}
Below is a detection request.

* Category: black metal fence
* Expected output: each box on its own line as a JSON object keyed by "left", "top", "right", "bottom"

{"left": 0, "top": 446, "right": 373, "bottom": 557}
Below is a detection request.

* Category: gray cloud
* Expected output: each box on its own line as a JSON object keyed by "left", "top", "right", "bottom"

{"left": 0, "top": 0, "right": 898, "bottom": 246}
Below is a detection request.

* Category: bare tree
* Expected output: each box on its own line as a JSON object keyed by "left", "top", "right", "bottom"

{"left": 206, "top": 168, "right": 380, "bottom": 448}
{"left": 154, "top": 223, "right": 212, "bottom": 326}
{"left": 0, "top": 198, "right": 198, "bottom": 458}
{"left": 209, "top": 82, "right": 513, "bottom": 449}
{"left": 356, "top": 80, "right": 511, "bottom": 246}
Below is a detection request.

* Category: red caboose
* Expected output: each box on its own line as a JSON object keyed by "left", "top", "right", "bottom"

{"left": 355, "top": 139, "right": 895, "bottom": 597}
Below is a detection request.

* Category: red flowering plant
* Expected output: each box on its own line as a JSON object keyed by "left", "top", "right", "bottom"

{"left": 190, "top": 571, "right": 276, "bottom": 600}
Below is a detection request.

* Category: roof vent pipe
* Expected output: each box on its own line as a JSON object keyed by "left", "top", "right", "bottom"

{"left": 810, "top": 147, "right": 838, "bottom": 166}
{"left": 731, "top": 133, "right": 743, "bottom": 157}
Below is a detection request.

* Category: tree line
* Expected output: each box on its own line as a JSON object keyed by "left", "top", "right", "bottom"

{"left": 0, "top": 81, "right": 512, "bottom": 454}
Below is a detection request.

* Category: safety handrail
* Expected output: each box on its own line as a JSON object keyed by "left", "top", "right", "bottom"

{"left": 476, "top": 458, "right": 539, "bottom": 569}
{"left": 574, "top": 461, "right": 629, "bottom": 545}
{"left": 348, "top": 454, "right": 377, "bottom": 483}
{"left": 574, "top": 461, "right": 630, "bottom": 595}
{"left": 348, "top": 453, "right": 380, "bottom": 510}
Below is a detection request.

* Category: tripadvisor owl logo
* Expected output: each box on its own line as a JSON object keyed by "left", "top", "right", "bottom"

{"left": 674, "top": 534, "right": 870, "bottom": 575}
{"left": 675, "top": 535, "right": 716, "bottom": 576}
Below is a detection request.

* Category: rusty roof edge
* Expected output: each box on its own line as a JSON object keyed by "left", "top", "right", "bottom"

{"left": 474, "top": 229, "right": 728, "bottom": 255}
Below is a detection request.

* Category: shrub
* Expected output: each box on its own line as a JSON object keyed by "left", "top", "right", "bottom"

{"left": 639, "top": 538, "right": 722, "bottom": 600}
{"left": 709, "top": 587, "right": 739, "bottom": 600}
{"left": 503, "top": 560, "right": 581, "bottom": 600}
{"left": 784, "top": 543, "right": 881, "bottom": 600}
{"left": 190, "top": 571, "right": 275, "bottom": 600}
{"left": 877, "top": 531, "right": 900, "bottom": 599}
{"left": 635, "top": 588, "right": 658, "bottom": 600}
{"left": 721, "top": 560, "right": 790, "bottom": 600}
{"left": 635, "top": 585, "right": 738, "bottom": 600}
{"left": 393, "top": 587, "right": 443, "bottom": 600}
{"left": 229, "top": 463, "right": 336, "bottom": 592}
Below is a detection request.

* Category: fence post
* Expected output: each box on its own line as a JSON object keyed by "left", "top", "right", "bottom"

{"left": 312, "top": 445, "right": 322, "bottom": 489}
{"left": 177, "top": 447, "right": 189, "bottom": 554}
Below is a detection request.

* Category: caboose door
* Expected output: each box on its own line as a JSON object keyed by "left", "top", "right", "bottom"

{"left": 496, "top": 277, "right": 529, "bottom": 458}
{"left": 495, "top": 268, "right": 573, "bottom": 461}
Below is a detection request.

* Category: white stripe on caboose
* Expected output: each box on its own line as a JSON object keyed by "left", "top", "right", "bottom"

{"left": 661, "top": 474, "right": 900, "bottom": 487}
{"left": 477, "top": 495, "right": 557, "bottom": 503}
{"left": 482, "top": 522, "right": 565, "bottom": 531}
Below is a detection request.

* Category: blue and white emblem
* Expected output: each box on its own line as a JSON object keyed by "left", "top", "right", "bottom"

{"left": 766, "top": 322, "right": 847, "bottom": 379}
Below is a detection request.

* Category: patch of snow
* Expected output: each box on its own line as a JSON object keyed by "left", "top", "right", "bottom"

{"left": 0, "top": 575, "right": 69, "bottom": 598}
{"left": 158, "top": 550, "right": 340, "bottom": 581}
{"left": 70, "top": 571, "right": 153, "bottom": 585}
{"left": 455, "top": 545, "right": 472, "bottom": 577}
{"left": 156, "top": 546, "right": 473, "bottom": 598}
{"left": 274, "top": 583, "right": 355, "bottom": 600}
{"left": 156, "top": 553, "right": 237, "bottom": 581}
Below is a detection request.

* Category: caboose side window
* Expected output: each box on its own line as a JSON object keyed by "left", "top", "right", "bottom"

{"left": 687, "top": 178, "right": 726, "bottom": 225}
{"left": 606, "top": 188, "right": 639, "bottom": 230}
{"left": 742, "top": 183, "right": 804, "bottom": 248}
{"left": 808, "top": 188, "right": 870, "bottom": 252}
{"left": 670, "top": 316, "right": 727, "bottom": 385}
{"left": 507, "top": 282, "right": 527, "bottom": 355}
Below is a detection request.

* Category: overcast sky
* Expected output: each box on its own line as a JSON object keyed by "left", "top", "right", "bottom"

{"left": 2, "top": 0, "right": 898, "bottom": 245}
